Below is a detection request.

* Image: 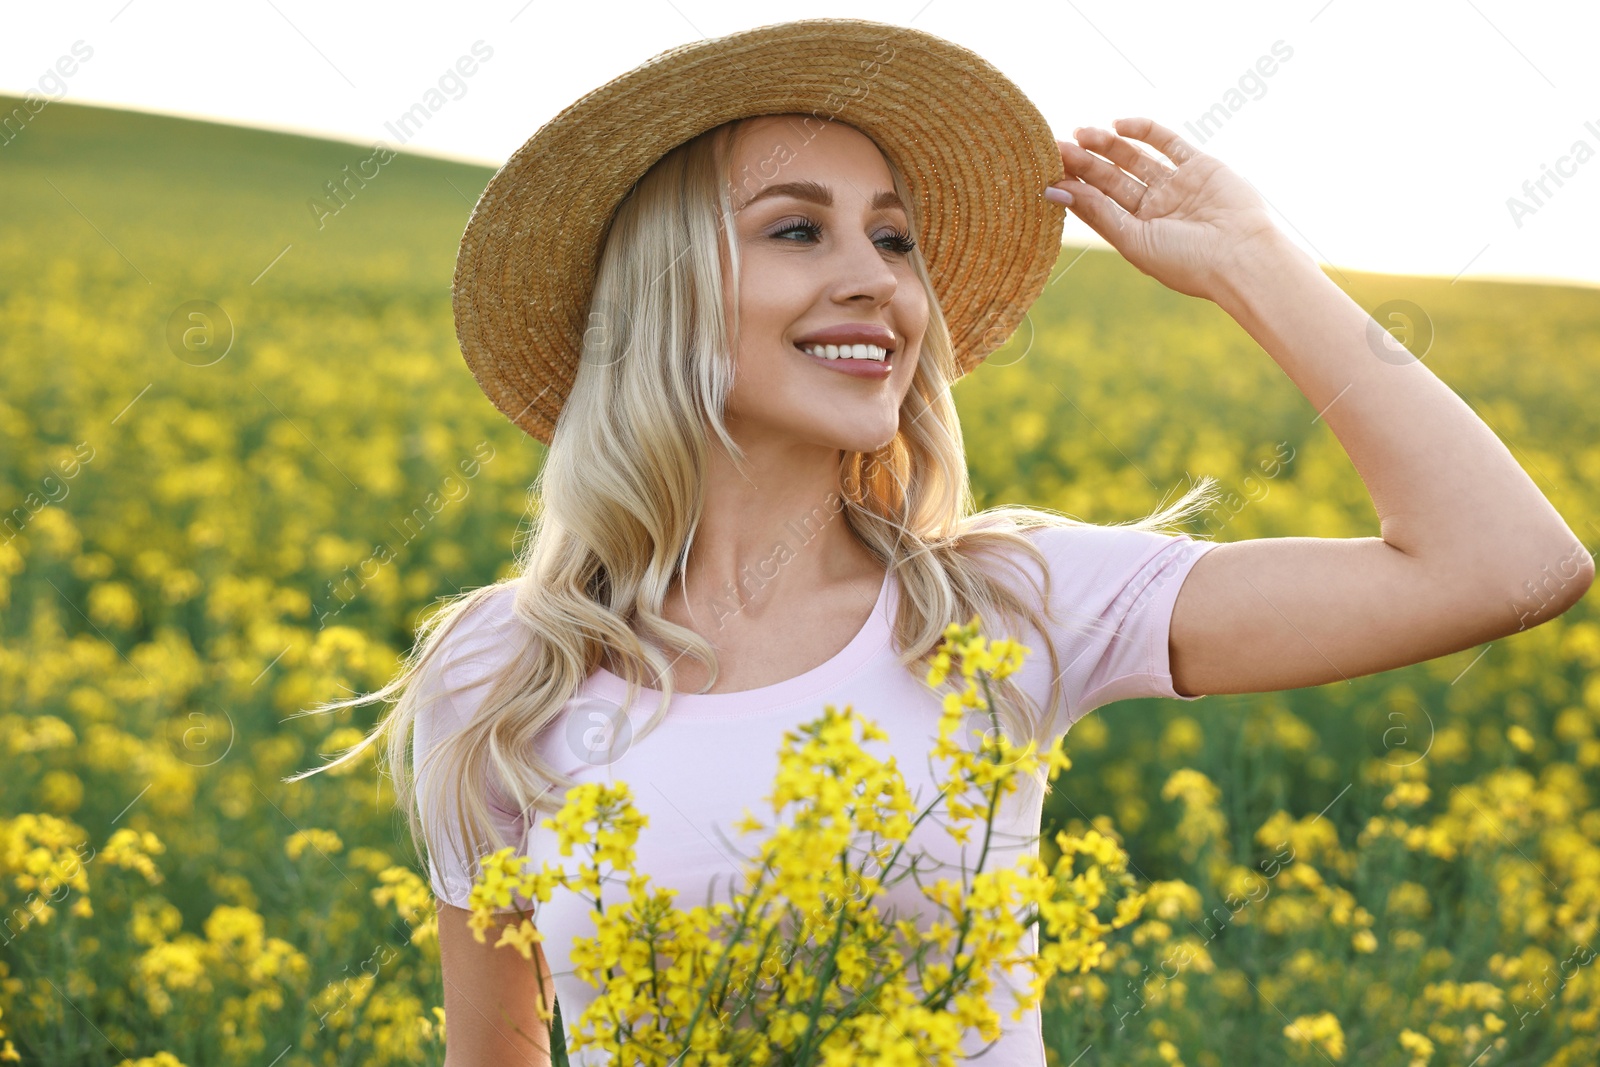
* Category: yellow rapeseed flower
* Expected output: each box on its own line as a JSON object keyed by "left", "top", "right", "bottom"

{"left": 283, "top": 827, "right": 343, "bottom": 862}
{"left": 1284, "top": 1010, "right": 1346, "bottom": 1060}
{"left": 460, "top": 614, "right": 1145, "bottom": 1064}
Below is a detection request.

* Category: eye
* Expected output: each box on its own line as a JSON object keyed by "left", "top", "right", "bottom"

{"left": 770, "top": 218, "right": 824, "bottom": 243}
{"left": 875, "top": 226, "right": 916, "bottom": 256}
{"left": 768, "top": 217, "right": 917, "bottom": 255}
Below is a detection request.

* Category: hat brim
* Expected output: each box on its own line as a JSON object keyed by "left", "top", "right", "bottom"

{"left": 452, "top": 17, "right": 1067, "bottom": 446}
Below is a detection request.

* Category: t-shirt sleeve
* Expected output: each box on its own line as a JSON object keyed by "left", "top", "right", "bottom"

{"left": 411, "top": 587, "right": 535, "bottom": 912}
{"left": 1015, "top": 523, "right": 1220, "bottom": 734}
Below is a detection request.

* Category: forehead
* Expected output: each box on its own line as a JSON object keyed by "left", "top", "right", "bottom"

{"left": 726, "top": 114, "right": 900, "bottom": 212}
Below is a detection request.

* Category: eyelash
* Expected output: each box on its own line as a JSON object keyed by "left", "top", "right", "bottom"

{"left": 769, "top": 218, "right": 917, "bottom": 256}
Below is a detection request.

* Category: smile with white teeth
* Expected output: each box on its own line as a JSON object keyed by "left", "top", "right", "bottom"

{"left": 798, "top": 343, "right": 890, "bottom": 362}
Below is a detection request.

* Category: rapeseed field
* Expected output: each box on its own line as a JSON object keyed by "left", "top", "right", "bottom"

{"left": 3, "top": 97, "right": 1598, "bottom": 1065}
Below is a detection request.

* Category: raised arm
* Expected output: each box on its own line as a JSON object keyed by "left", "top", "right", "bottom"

{"left": 1047, "top": 117, "right": 1593, "bottom": 697}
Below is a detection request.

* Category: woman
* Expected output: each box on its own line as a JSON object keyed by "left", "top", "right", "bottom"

{"left": 293, "top": 18, "right": 1591, "bottom": 1066}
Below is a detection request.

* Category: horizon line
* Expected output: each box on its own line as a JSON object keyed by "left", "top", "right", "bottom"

{"left": 7, "top": 93, "right": 1599, "bottom": 291}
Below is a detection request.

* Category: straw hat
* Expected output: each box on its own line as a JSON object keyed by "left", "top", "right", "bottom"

{"left": 452, "top": 17, "right": 1067, "bottom": 446}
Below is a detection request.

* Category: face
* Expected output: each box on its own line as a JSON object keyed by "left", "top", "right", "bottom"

{"left": 720, "top": 115, "right": 929, "bottom": 455}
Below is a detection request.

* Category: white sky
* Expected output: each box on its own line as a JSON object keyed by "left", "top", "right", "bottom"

{"left": 6, "top": 0, "right": 1599, "bottom": 287}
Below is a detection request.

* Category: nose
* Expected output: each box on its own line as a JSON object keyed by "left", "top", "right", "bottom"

{"left": 825, "top": 228, "right": 899, "bottom": 307}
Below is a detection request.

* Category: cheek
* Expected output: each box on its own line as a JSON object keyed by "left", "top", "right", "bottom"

{"left": 903, "top": 269, "right": 932, "bottom": 321}
{"left": 732, "top": 257, "right": 811, "bottom": 345}
{"left": 897, "top": 280, "right": 931, "bottom": 350}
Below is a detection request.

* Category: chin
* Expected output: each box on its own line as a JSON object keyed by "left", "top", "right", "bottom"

{"left": 816, "top": 419, "right": 899, "bottom": 455}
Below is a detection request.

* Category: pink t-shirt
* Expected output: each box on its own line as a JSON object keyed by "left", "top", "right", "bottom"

{"left": 414, "top": 523, "right": 1219, "bottom": 1065}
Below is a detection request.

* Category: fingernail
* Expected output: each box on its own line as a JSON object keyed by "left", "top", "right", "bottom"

{"left": 1043, "top": 186, "right": 1073, "bottom": 206}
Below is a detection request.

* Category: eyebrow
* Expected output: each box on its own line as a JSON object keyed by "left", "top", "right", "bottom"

{"left": 737, "top": 179, "right": 907, "bottom": 215}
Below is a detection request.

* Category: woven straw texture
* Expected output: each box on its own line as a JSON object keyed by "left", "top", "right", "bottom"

{"left": 452, "top": 17, "right": 1067, "bottom": 446}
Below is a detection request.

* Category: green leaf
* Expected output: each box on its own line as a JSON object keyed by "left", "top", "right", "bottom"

{"left": 551, "top": 994, "right": 570, "bottom": 1067}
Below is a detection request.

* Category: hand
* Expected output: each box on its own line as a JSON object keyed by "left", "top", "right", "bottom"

{"left": 1048, "top": 117, "right": 1284, "bottom": 303}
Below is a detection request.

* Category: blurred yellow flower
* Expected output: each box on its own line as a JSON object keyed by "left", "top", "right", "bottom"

{"left": 1284, "top": 1010, "right": 1345, "bottom": 1060}
{"left": 284, "top": 828, "right": 344, "bottom": 862}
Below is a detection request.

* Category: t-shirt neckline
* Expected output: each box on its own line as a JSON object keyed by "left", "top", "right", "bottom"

{"left": 586, "top": 565, "right": 896, "bottom": 715}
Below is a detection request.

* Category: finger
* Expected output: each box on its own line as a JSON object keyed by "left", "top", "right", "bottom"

{"left": 1058, "top": 139, "right": 1147, "bottom": 218}
{"left": 1053, "top": 174, "right": 1133, "bottom": 249}
{"left": 1072, "top": 125, "right": 1172, "bottom": 188}
{"left": 1110, "top": 116, "right": 1201, "bottom": 167}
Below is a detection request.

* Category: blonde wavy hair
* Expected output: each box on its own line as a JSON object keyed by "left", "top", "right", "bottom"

{"left": 287, "top": 114, "right": 1220, "bottom": 898}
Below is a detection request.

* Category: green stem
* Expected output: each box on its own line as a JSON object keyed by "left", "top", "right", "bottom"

{"left": 872, "top": 781, "right": 953, "bottom": 894}
{"left": 645, "top": 925, "right": 663, "bottom": 1035}
{"left": 584, "top": 842, "right": 628, "bottom": 1046}
{"left": 715, "top": 920, "right": 783, "bottom": 1040}
{"left": 923, "top": 671, "right": 1007, "bottom": 1014}
{"left": 796, "top": 931, "right": 942, "bottom": 1053}
{"left": 671, "top": 851, "right": 778, "bottom": 1061}
{"left": 789, "top": 849, "right": 857, "bottom": 1063}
